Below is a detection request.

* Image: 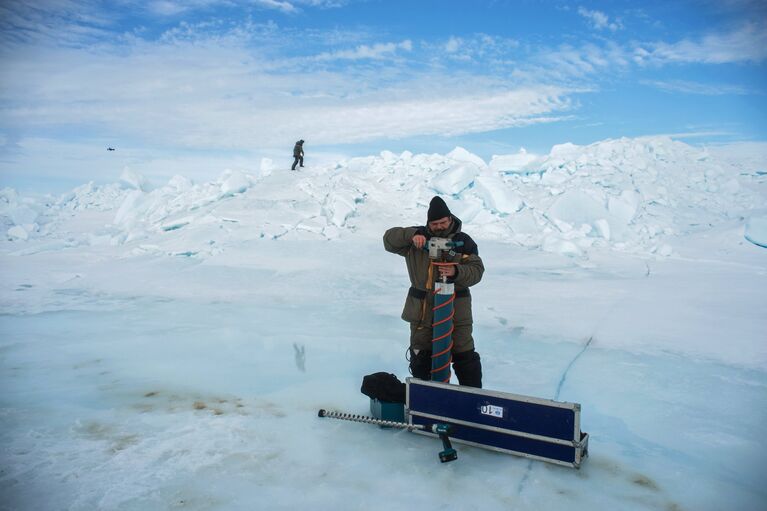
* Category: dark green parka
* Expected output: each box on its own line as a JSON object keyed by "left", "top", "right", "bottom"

{"left": 383, "top": 216, "right": 484, "bottom": 329}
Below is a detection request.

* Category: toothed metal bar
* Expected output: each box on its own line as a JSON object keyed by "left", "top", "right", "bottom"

{"left": 318, "top": 409, "right": 424, "bottom": 430}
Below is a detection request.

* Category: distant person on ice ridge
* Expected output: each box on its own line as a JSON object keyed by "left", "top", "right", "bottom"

{"left": 291, "top": 139, "right": 305, "bottom": 170}
{"left": 383, "top": 196, "right": 485, "bottom": 387}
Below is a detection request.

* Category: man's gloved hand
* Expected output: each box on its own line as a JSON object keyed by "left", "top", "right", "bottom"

{"left": 438, "top": 264, "right": 456, "bottom": 279}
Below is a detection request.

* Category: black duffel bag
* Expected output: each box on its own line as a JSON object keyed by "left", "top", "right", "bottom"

{"left": 360, "top": 372, "right": 406, "bottom": 403}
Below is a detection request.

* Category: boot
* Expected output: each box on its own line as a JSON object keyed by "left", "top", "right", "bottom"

{"left": 409, "top": 348, "right": 432, "bottom": 380}
{"left": 452, "top": 349, "right": 482, "bottom": 388}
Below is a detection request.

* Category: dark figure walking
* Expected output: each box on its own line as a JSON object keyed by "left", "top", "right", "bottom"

{"left": 292, "top": 139, "right": 305, "bottom": 170}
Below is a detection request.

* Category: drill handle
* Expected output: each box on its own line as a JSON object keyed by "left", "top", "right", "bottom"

{"left": 431, "top": 424, "right": 458, "bottom": 463}
{"left": 422, "top": 239, "right": 465, "bottom": 250}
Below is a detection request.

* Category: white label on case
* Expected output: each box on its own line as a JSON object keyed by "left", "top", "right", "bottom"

{"left": 480, "top": 404, "right": 504, "bottom": 418}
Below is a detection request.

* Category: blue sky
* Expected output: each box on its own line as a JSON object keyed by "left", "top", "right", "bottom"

{"left": 1, "top": 0, "right": 766, "bottom": 191}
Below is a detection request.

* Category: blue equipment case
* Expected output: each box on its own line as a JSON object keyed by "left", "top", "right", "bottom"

{"left": 407, "top": 378, "right": 589, "bottom": 468}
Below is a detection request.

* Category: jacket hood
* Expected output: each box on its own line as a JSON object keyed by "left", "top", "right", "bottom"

{"left": 450, "top": 215, "right": 463, "bottom": 234}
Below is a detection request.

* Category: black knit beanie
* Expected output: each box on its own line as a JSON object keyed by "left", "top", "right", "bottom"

{"left": 427, "top": 196, "right": 452, "bottom": 222}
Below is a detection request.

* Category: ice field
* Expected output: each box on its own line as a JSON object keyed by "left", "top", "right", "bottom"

{"left": 1, "top": 137, "right": 766, "bottom": 510}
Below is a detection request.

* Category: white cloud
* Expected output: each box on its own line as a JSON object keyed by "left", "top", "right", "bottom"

{"left": 642, "top": 79, "right": 750, "bottom": 95}
{"left": 637, "top": 22, "right": 767, "bottom": 64}
{"left": 252, "top": 0, "right": 299, "bottom": 14}
{"left": 445, "top": 37, "right": 462, "bottom": 53}
{"left": 145, "top": 0, "right": 297, "bottom": 17}
{"left": 0, "top": 1, "right": 114, "bottom": 46}
{"left": 652, "top": 130, "right": 735, "bottom": 139}
{"left": 144, "top": 0, "right": 302, "bottom": 16}
{"left": 0, "top": 29, "right": 574, "bottom": 152}
{"left": 142, "top": 0, "right": 348, "bottom": 16}
{"left": 313, "top": 40, "right": 412, "bottom": 61}
{"left": 280, "top": 86, "right": 574, "bottom": 144}
{"left": 148, "top": 1, "right": 191, "bottom": 15}
{"left": 426, "top": 34, "right": 519, "bottom": 66}
{"left": 291, "top": 0, "right": 348, "bottom": 8}
{"left": 528, "top": 41, "right": 630, "bottom": 82}
{"left": 577, "top": 7, "right": 622, "bottom": 32}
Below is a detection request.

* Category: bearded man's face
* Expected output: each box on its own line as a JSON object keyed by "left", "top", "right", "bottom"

{"left": 428, "top": 216, "right": 452, "bottom": 237}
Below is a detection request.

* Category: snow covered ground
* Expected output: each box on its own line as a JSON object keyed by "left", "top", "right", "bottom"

{"left": 1, "top": 137, "right": 766, "bottom": 510}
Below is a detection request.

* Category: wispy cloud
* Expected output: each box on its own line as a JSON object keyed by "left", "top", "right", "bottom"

{"left": 146, "top": 1, "right": 233, "bottom": 16}
{"left": 251, "top": 0, "right": 299, "bottom": 14}
{"left": 280, "top": 87, "right": 575, "bottom": 143}
{"left": 636, "top": 22, "right": 767, "bottom": 64}
{"left": 436, "top": 34, "right": 520, "bottom": 65}
{"left": 145, "top": 0, "right": 345, "bottom": 16}
{"left": 313, "top": 40, "right": 412, "bottom": 61}
{"left": 653, "top": 130, "right": 735, "bottom": 139}
{"left": 524, "top": 41, "right": 631, "bottom": 83}
{"left": 0, "top": 0, "right": 114, "bottom": 47}
{"left": 577, "top": 7, "right": 622, "bottom": 32}
{"left": 642, "top": 79, "right": 750, "bottom": 95}
{"left": 445, "top": 36, "right": 462, "bottom": 53}
{"left": 0, "top": 21, "right": 575, "bottom": 151}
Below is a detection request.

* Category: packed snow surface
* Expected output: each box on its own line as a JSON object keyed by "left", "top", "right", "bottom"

{"left": 1, "top": 136, "right": 766, "bottom": 510}
{"left": 745, "top": 214, "right": 767, "bottom": 248}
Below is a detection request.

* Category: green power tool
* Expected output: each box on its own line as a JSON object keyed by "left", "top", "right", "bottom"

{"left": 431, "top": 423, "right": 458, "bottom": 462}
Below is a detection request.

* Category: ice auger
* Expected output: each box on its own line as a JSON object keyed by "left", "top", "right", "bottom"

{"left": 424, "top": 237, "right": 463, "bottom": 383}
{"left": 317, "top": 409, "right": 457, "bottom": 462}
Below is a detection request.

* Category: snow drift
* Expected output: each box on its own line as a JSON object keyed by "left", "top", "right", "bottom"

{"left": 1, "top": 136, "right": 764, "bottom": 259}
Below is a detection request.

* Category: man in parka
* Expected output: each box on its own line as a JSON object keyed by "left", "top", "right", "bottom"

{"left": 383, "top": 196, "right": 484, "bottom": 387}
{"left": 291, "top": 139, "right": 304, "bottom": 170}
